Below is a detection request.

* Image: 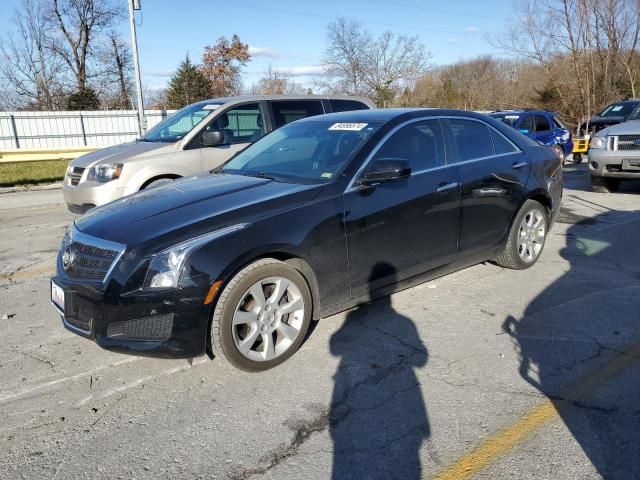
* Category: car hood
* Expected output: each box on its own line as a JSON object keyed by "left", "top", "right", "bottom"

{"left": 594, "top": 119, "right": 640, "bottom": 136}
{"left": 70, "top": 141, "right": 175, "bottom": 168}
{"left": 75, "top": 173, "right": 322, "bottom": 247}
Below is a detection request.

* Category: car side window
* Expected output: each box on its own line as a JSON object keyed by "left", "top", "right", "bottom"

{"left": 329, "top": 99, "right": 369, "bottom": 112}
{"left": 205, "top": 103, "right": 264, "bottom": 145}
{"left": 518, "top": 116, "right": 535, "bottom": 134}
{"left": 370, "top": 120, "right": 445, "bottom": 173}
{"left": 552, "top": 117, "right": 567, "bottom": 129}
{"left": 270, "top": 100, "right": 325, "bottom": 128}
{"left": 448, "top": 119, "right": 494, "bottom": 162}
{"left": 534, "top": 115, "right": 551, "bottom": 132}
{"left": 490, "top": 128, "right": 518, "bottom": 155}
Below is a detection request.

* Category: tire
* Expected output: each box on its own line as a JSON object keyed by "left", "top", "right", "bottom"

{"left": 143, "top": 177, "right": 176, "bottom": 189}
{"left": 210, "top": 258, "right": 312, "bottom": 372}
{"left": 591, "top": 176, "right": 620, "bottom": 193}
{"left": 495, "top": 199, "right": 548, "bottom": 270}
{"left": 573, "top": 153, "right": 583, "bottom": 164}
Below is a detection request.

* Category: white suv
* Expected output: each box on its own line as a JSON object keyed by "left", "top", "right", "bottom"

{"left": 63, "top": 95, "right": 373, "bottom": 213}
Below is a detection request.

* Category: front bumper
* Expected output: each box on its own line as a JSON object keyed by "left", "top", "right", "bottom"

{"left": 588, "top": 150, "right": 640, "bottom": 179}
{"left": 50, "top": 275, "right": 211, "bottom": 359}
{"left": 62, "top": 178, "right": 125, "bottom": 213}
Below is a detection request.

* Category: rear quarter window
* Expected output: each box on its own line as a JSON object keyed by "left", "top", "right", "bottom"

{"left": 270, "top": 100, "right": 325, "bottom": 128}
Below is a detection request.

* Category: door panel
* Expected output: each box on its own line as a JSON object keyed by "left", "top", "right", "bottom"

{"left": 445, "top": 119, "right": 530, "bottom": 256}
{"left": 344, "top": 119, "right": 460, "bottom": 297}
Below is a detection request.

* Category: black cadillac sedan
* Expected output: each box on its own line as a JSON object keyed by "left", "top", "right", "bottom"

{"left": 51, "top": 109, "right": 562, "bottom": 371}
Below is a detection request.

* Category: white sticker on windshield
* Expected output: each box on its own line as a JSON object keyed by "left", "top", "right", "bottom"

{"left": 611, "top": 105, "right": 624, "bottom": 112}
{"left": 329, "top": 122, "right": 368, "bottom": 131}
{"left": 505, "top": 115, "right": 520, "bottom": 119}
{"left": 203, "top": 104, "right": 220, "bottom": 110}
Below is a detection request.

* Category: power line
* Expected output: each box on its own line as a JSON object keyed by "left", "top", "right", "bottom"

{"left": 370, "top": 0, "right": 496, "bottom": 21}
{"left": 225, "top": 1, "right": 464, "bottom": 36}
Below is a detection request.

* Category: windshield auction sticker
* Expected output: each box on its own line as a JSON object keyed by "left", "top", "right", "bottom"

{"left": 203, "top": 104, "right": 220, "bottom": 110}
{"left": 329, "top": 123, "right": 368, "bottom": 131}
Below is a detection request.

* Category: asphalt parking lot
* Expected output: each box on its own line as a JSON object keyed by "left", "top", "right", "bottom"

{"left": 1, "top": 164, "right": 639, "bottom": 479}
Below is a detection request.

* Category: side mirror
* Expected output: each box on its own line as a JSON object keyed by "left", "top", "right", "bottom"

{"left": 201, "top": 130, "right": 223, "bottom": 147}
{"left": 360, "top": 158, "right": 411, "bottom": 186}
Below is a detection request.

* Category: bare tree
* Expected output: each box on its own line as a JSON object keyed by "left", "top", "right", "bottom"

{"left": 253, "top": 65, "right": 306, "bottom": 95}
{"left": 322, "top": 18, "right": 430, "bottom": 106}
{"left": 0, "top": 0, "right": 66, "bottom": 109}
{"left": 47, "top": 0, "right": 121, "bottom": 92}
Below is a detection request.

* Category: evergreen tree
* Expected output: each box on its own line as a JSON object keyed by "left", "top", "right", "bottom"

{"left": 165, "top": 55, "right": 211, "bottom": 109}
{"left": 66, "top": 87, "right": 100, "bottom": 110}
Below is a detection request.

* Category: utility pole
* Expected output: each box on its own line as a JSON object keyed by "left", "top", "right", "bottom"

{"left": 128, "top": 0, "right": 146, "bottom": 136}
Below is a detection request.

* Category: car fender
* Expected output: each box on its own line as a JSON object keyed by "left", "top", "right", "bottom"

{"left": 123, "top": 162, "right": 197, "bottom": 195}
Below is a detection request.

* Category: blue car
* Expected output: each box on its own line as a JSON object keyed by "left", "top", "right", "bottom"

{"left": 488, "top": 110, "right": 573, "bottom": 164}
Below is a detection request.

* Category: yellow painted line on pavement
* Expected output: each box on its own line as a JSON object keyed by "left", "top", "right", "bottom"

{"left": 434, "top": 339, "right": 640, "bottom": 480}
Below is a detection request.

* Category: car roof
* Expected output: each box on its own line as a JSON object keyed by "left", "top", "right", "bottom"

{"left": 189, "top": 94, "right": 375, "bottom": 107}
{"left": 294, "top": 108, "right": 494, "bottom": 124}
{"left": 488, "top": 109, "right": 554, "bottom": 116}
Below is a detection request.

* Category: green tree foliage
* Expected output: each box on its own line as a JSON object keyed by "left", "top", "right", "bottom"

{"left": 165, "top": 55, "right": 211, "bottom": 109}
{"left": 66, "top": 87, "right": 100, "bottom": 110}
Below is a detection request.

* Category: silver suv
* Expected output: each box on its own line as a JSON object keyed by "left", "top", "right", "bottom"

{"left": 588, "top": 107, "right": 640, "bottom": 192}
{"left": 63, "top": 95, "right": 373, "bottom": 213}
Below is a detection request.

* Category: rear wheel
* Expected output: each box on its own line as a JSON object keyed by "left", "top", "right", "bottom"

{"left": 495, "top": 200, "right": 548, "bottom": 270}
{"left": 210, "top": 259, "right": 312, "bottom": 372}
{"left": 591, "top": 175, "right": 620, "bottom": 193}
{"left": 573, "top": 153, "right": 583, "bottom": 164}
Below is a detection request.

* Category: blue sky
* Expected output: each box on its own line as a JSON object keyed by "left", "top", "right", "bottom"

{"left": 0, "top": 0, "right": 516, "bottom": 91}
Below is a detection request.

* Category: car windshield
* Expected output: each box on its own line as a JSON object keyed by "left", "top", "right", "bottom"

{"left": 221, "top": 120, "right": 382, "bottom": 183}
{"left": 598, "top": 103, "right": 638, "bottom": 118}
{"left": 142, "top": 102, "right": 222, "bottom": 142}
{"left": 489, "top": 113, "right": 521, "bottom": 128}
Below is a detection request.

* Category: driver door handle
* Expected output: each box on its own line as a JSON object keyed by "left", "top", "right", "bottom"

{"left": 512, "top": 161, "right": 528, "bottom": 169}
{"left": 436, "top": 182, "right": 459, "bottom": 193}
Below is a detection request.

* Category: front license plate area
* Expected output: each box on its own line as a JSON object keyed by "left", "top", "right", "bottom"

{"left": 51, "top": 280, "right": 65, "bottom": 312}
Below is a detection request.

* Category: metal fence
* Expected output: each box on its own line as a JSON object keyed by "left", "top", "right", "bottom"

{"left": 0, "top": 110, "right": 176, "bottom": 150}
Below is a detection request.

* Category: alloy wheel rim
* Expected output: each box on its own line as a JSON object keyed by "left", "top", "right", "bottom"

{"left": 517, "top": 208, "right": 546, "bottom": 263}
{"left": 232, "top": 276, "right": 305, "bottom": 362}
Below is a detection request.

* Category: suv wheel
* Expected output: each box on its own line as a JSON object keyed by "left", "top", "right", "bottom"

{"left": 573, "top": 153, "right": 583, "bottom": 164}
{"left": 591, "top": 176, "right": 620, "bottom": 193}
{"left": 210, "top": 259, "right": 312, "bottom": 372}
{"left": 495, "top": 200, "right": 548, "bottom": 270}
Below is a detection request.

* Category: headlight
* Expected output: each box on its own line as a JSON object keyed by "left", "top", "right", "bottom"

{"left": 589, "top": 136, "right": 607, "bottom": 150}
{"left": 142, "top": 223, "right": 249, "bottom": 289}
{"left": 87, "top": 163, "right": 124, "bottom": 183}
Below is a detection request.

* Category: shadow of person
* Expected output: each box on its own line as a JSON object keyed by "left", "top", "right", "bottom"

{"left": 503, "top": 207, "right": 640, "bottom": 479}
{"left": 329, "top": 262, "right": 429, "bottom": 480}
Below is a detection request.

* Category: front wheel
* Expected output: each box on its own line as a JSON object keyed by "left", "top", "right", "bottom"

{"left": 495, "top": 200, "right": 548, "bottom": 270}
{"left": 210, "top": 259, "right": 312, "bottom": 372}
{"left": 573, "top": 153, "right": 583, "bottom": 164}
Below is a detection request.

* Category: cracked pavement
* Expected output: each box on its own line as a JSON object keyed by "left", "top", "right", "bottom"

{"left": 1, "top": 164, "right": 639, "bottom": 479}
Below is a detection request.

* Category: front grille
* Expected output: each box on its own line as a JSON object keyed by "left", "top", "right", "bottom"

{"left": 67, "top": 167, "right": 85, "bottom": 187}
{"left": 62, "top": 227, "right": 125, "bottom": 283}
{"left": 106, "top": 314, "right": 174, "bottom": 341}
{"left": 616, "top": 135, "right": 640, "bottom": 151}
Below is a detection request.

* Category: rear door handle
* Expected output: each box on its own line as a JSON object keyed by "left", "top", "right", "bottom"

{"left": 436, "top": 182, "right": 459, "bottom": 193}
{"left": 512, "top": 161, "right": 528, "bottom": 169}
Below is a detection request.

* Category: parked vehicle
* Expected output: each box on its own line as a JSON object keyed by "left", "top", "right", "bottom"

{"left": 588, "top": 107, "right": 640, "bottom": 192}
{"left": 572, "top": 98, "right": 640, "bottom": 163}
{"left": 488, "top": 110, "right": 573, "bottom": 165}
{"left": 51, "top": 109, "right": 562, "bottom": 371}
{"left": 62, "top": 95, "right": 374, "bottom": 213}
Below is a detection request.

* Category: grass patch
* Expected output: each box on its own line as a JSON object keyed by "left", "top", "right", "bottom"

{"left": 0, "top": 159, "right": 69, "bottom": 187}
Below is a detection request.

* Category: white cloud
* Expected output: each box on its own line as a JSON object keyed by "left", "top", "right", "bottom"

{"left": 464, "top": 26, "right": 479, "bottom": 34}
{"left": 274, "top": 65, "right": 328, "bottom": 76}
{"left": 248, "top": 46, "right": 282, "bottom": 59}
{"left": 144, "top": 70, "right": 174, "bottom": 78}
